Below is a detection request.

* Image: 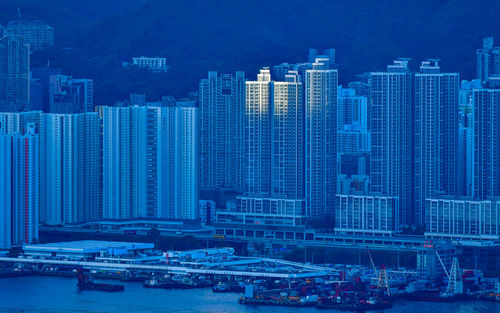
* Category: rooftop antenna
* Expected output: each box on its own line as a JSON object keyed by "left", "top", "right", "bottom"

{"left": 18, "top": 8, "right": 22, "bottom": 20}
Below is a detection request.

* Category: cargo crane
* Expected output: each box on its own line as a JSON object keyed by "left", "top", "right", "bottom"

{"left": 367, "top": 247, "right": 390, "bottom": 296}
{"left": 366, "top": 247, "right": 378, "bottom": 275}
{"left": 434, "top": 249, "right": 463, "bottom": 296}
{"left": 445, "top": 257, "right": 463, "bottom": 295}
{"left": 377, "top": 265, "right": 391, "bottom": 296}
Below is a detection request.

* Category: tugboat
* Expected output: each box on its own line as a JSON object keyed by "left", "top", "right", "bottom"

{"left": 213, "top": 281, "right": 231, "bottom": 292}
{"left": 76, "top": 268, "right": 124, "bottom": 292}
{"left": 213, "top": 281, "right": 245, "bottom": 293}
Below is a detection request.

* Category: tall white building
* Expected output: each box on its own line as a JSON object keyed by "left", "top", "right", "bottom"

{"left": 0, "top": 124, "right": 39, "bottom": 248}
{"left": 103, "top": 103, "right": 199, "bottom": 220}
{"left": 244, "top": 69, "right": 305, "bottom": 198}
{"left": 199, "top": 71, "right": 245, "bottom": 191}
{"left": 414, "top": 60, "right": 459, "bottom": 226}
{"left": 235, "top": 69, "right": 307, "bottom": 226}
{"left": 472, "top": 88, "right": 500, "bottom": 199}
{"left": 369, "top": 59, "right": 413, "bottom": 227}
{"left": 40, "top": 113, "right": 101, "bottom": 224}
{"left": 245, "top": 68, "right": 272, "bottom": 195}
{"left": 305, "top": 57, "right": 337, "bottom": 217}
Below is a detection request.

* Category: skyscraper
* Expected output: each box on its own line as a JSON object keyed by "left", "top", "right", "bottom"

{"left": 272, "top": 71, "right": 304, "bottom": 199}
{"left": 245, "top": 68, "right": 272, "bottom": 195}
{"left": 472, "top": 88, "right": 500, "bottom": 199}
{"left": 0, "top": 35, "right": 30, "bottom": 112}
{"left": 0, "top": 123, "right": 39, "bottom": 247}
{"left": 103, "top": 103, "right": 199, "bottom": 220}
{"left": 369, "top": 59, "right": 413, "bottom": 226}
{"left": 337, "top": 87, "right": 370, "bottom": 195}
{"left": 305, "top": 57, "right": 337, "bottom": 217}
{"left": 174, "top": 101, "right": 199, "bottom": 220}
{"left": 4, "top": 21, "right": 54, "bottom": 52}
{"left": 49, "top": 75, "right": 94, "bottom": 113}
{"left": 477, "top": 37, "right": 500, "bottom": 85}
{"left": 226, "top": 68, "right": 307, "bottom": 227}
{"left": 414, "top": 60, "right": 459, "bottom": 226}
{"left": 40, "top": 113, "right": 101, "bottom": 224}
{"left": 199, "top": 71, "right": 245, "bottom": 191}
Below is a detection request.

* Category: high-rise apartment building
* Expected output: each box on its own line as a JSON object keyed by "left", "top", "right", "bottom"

{"left": 245, "top": 68, "right": 272, "bottom": 196}
{"left": 199, "top": 71, "right": 245, "bottom": 191}
{"left": 272, "top": 72, "right": 304, "bottom": 199}
{"left": 337, "top": 88, "right": 370, "bottom": 196}
{"left": 40, "top": 113, "right": 101, "bottom": 224}
{"left": 369, "top": 59, "right": 413, "bottom": 226}
{"left": 244, "top": 69, "right": 305, "bottom": 199}
{"left": 0, "top": 124, "right": 39, "bottom": 248}
{"left": 103, "top": 103, "right": 199, "bottom": 220}
{"left": 0, "top": 35, "right": 30, "bottom": 112}
{"left": 305, "top": 57, "right": 337, "bottom": 217}
{"left": 414, "top": 60, "right": 459, "bottom": 226}
{"left": 220, "top": 69, "right": 307, "bottom": 227}
{"left": 458, "top": 111, "right": 474, "bottom": 196}
{"left": 4, "top": 21, "right": 54, "bottom": 52}
{"left": 472, "top": 88, "right": 500, "bottom": 199}
{"left": 477, "top": 37, "right": 500, "bottom": 85}
{"left": 49, "top": 75, "right": 93, "bottom": 113}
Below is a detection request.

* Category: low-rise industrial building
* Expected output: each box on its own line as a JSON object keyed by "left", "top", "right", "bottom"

{"left": 23, "top": 240, "right": 155, "bottom": 260}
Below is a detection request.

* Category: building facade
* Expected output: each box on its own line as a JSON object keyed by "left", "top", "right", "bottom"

{"left": 472, "top": 89, "right": 500, "bottom": 199}
{"left": 414, "top": 60, "right": 459, "bottom": 226}
{"left": 131, "top": 57, "right": 167, "bottom": 72}
{"left": 336, "top": 194, "right": 398, "bottom": 235}
{"left": 369, "top": 59, "right": 413, "bottom": 227}
{"left": 235, "top": 69, "right": 307, "bottom": 225}
{"left": 305, "top": 57, "right": 338, "bottom": 217}
{"left": 245, "top": 68, "right": 273, "bottom": 195}
{"left": 426, "top": 197, "right": 500, "bottom": 240}
{"left": 0, "top": 124, "right": 39, "bottom": 247}
{"left": 199, "top": 71, "right": 245, "bottom": 191}
{"left": 477, "top": 37, "right": 500, "bottom": 85}
{"left": 103, "top": 103, "right": 199, "bottom": 220}
{"left": 49, "top": 75, "right": 93, "bottom": 113}
{"left": 40, "top": 113, "right": 101, "bottom": 224}
{"left": 4, "top": 21, "right": 54, "bottom": 51}
{"left": 0, "top": 35, "right": 30, "bottom": 112}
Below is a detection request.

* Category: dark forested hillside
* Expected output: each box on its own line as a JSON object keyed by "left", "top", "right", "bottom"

{"left": 1, "top": 0, "right": 499, "bottom": 104}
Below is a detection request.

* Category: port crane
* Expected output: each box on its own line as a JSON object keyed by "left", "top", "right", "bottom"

{"left": 435, "top": 249, "right": 463, "bottom": 295}
{"left": 366, "top": 247, "right": 391, "bottom": 296}
{"left": 446, "top": 257, "right": 463, "bottom": 294}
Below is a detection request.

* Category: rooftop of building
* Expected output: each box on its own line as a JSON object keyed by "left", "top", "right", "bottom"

{"left": 23, "top": 240, "right": 154, "bottom": 252}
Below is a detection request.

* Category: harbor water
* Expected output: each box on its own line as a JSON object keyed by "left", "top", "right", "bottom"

{"left": 0, "top": 276, "right": 498, "bottom": 312}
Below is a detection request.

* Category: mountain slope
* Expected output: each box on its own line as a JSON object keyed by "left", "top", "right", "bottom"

{"left": 2, "top": 0, "right": 500, "bottom": 104}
